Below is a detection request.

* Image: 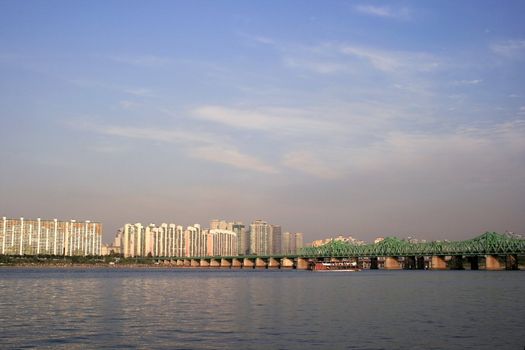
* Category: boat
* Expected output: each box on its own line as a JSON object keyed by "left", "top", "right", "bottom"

{"left": 310, "top": 261, "right": 361, "bottom": 272}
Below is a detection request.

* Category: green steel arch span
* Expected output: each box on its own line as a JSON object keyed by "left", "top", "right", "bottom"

{"left": 299, "top": 232, "right": 525, "bottom": 258}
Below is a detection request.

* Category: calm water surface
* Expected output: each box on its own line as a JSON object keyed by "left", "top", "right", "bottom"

{"left": 0, "top": 268, "right": 523, "bottom": 349}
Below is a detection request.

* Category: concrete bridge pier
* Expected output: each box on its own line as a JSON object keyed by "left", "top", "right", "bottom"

{"left": 268, "top": 257, "right": 280, "bottom": 269}
{"left": 220, "top": 258, "right": 232, "bottom": 268}
{"left": 210, "top": 259, "right": 221, "bottom": 268}
{"left": 506, "top": 254, "right": 519, "bottom": 270}
{"left": 485, "top": 255, "right": 505, "bottom": 270}
{"left": 200, "top": 259, "right": 210, "bottom": 267}
{"left": 384, "top": 256, "right": 402, "bottom": 270}
{"left": 231, "top": 258, "right": 242, "bottom": 269}
{"left": 431, "top": 256, "right": 447, "bottom": 270}
{"left": 296, "top": 258, "right": 309, "bottom": 270}
{"left": 281, "top": 257, "right": 294, "bottom": 269}
{"left": 255, "top": 257, "right": 267, "bottom": 269}
{"left": 243, "top": 258, "right": 255, "bottom": 269}
{"left": 370, "top": 257, "right": 378, "bottom": 269}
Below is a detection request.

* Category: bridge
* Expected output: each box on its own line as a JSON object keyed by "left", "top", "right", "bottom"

{"left": 151, "top": 232, "right": 525, "bottom": 270}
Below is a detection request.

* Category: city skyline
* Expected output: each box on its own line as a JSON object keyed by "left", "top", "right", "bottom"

{"left": 113, "top": 218, "right": 304, "bottom": 258}
{"left": 1, "top": 1, "right": 525, "bottom": 243}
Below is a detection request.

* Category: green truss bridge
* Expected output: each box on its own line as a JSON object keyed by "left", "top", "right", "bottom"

{"left": 152, "top": 232, "right": 525, "bottom": 270}
{"left": 301, "top": 231, "right": 525, "bottom": 257}
{"left": 298, "top": 231, "right": 525, "bottom": 270}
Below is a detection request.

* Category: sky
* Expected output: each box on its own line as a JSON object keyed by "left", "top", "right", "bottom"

{"left": 1, "top": 1, "right": 524, "bottom": 244}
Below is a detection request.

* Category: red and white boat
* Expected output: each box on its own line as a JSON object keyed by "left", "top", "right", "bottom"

{"left": 310, "top": 261, "right": 361, "bottom": 272}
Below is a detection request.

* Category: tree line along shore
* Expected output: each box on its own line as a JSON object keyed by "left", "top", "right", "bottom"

{"left": 0, "top": 254, "right": 164, "bottom": 267}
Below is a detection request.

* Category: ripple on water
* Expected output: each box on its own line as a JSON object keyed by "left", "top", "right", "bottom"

{"left": 0, "top": 269, "right": 524, "bottom": 349}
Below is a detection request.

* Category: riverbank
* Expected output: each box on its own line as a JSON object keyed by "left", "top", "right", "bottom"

{"left": 0, "top": 263, "right": 168, "bottom": 268}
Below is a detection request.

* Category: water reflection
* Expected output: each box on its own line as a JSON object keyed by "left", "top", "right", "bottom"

{"left": 0, "top": 269, "right": 523, "bottom": 349}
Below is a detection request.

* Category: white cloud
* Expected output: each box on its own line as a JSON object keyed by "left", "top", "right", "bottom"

{"left": 122, "top": 88, "right": 155, "bottom": 97}
{"left": 280, "top": 119, "right": 525, "bottom": 181}
{"left": 192, "top": 105, "right": 339, "bottom": 135}
{"left": 282, "top": 42, "right": 440, "bottom": 76}
{"left": 490, "top": 39, "right": 525, "bottom": 59}
{"left": 452, "top": 79, "right": 483, "bottom": 85}
{"left": 119, "top": 100, "right": 141, "bottom": 109}
{"left": 354, "top": 5, "right": 411, "bottom": 20}
{"left": 284, "top": 57, "right": 349, "bottom": 74}
{"left": 69, "top": 79, "right": 156, "bottom": 97}
{"left": 72, "top": 121, "right": 277, "bottom": 174}
{"left": 237, "top": 32, "right": 278, "bottom": 47}
{"left": 348, "top": 120, "right": 525, "bottom": 182}
{"left": 83, "top": 123, "right": 201, "bottom": 144}
{"left": 339, "top": 45, "right": 439, "bottom": 73}
{"left": 249, "top": 35, "right": 275, "bottom": 45}
{"left": 191, "top": 146, "right": 278, "bottom": 174}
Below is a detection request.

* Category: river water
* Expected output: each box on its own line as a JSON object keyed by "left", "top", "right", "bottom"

{"left": 0, "top": 268, "right": 523, "bottom": 349}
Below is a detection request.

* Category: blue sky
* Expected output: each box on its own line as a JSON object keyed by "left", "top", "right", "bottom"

{"left": 1, "top": 1, "right": 524, "bottom": 243}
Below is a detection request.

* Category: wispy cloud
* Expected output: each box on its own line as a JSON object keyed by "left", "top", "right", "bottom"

{"left": 191, "top": 145, "right": 278, "bottom": 174}
{"left": 252, "top": 36, "right": 275, "bottom": 45}
{"left": 88, "top": 124, "right": 201, "bottom": 144}
{"left": 277, "top": 119, "right": 525, "bottom": 181}
{"left": 490, "top": 39, "right": 525, "bottom": 59}
{"left": 354, "top": 5, "right": 411, "bottom": 20}
{"left": 70, "top": 121, "right": 277, "bottom": 174}
{"left": 283, "top": 57, "right": 349, "bottom": 74}
{"left": 452, "top": 79, "right": 483, "bottom": 85}
{"left": 348, "top": 120, "right": 525, "bottom": 180}
{"left": 69, "top": 79, "right": 156, "bottom": 97}
{"left": 118, "top": 100, "right": 141, "bottom": 110}
{"left": 237, "top": 32, "right": 278, "bottom": 47}
{"left": 283, "top": 42, "right": 440, "bottom": 76}
{"left": 192, "top": 105, "right": 339, "bottom": 135}
{"left": 339, "top": 45, "right": 439, "bottom": 73}
{"left": 122, "top": 88, "right": 155, "bottom": 97}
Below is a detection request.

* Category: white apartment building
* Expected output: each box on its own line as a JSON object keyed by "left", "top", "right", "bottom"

{"left": 250, "top": 220, "right": 270, "bottom": 255}
{"left": 0, "top": 217, "right": 102, "bottom": 256}
{"left": 119, "top": 222, "right": 239, "bottom": 258}
{"left": 206, "top": 229, "right": 238, "bottom": 256}
{"left": 121, "top": 223, "right": 186, "bottom": 258}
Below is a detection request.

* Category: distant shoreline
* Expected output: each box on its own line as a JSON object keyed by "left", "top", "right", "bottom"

{"left": 0, "top": 263, "right": 193, "bottom": 269}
